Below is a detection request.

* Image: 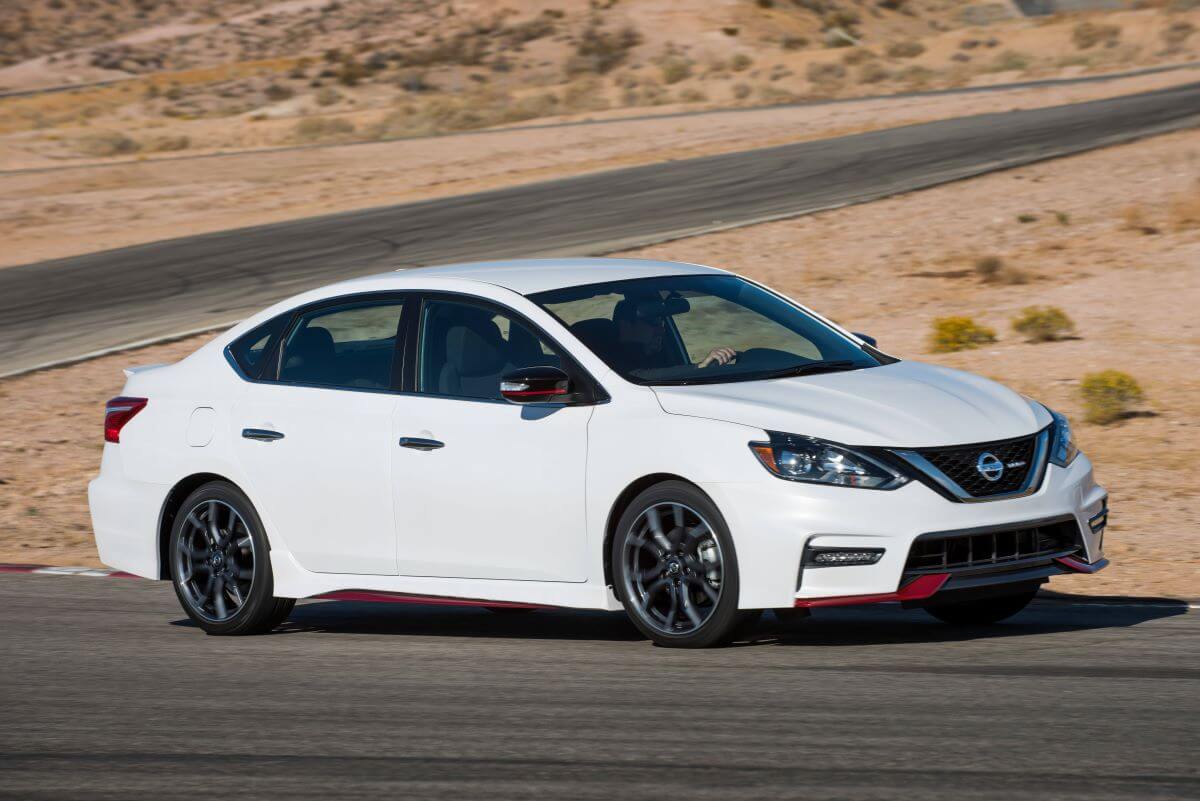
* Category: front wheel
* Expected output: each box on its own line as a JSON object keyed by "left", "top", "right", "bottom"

{"left": 612, "top": 481, "right": 748, "bottom": 648}
{"left": 924, "top": 589, "right": 1038, "bottom": 625}
{"left": 169, "top": 481, "right": 295, "bottom": 635}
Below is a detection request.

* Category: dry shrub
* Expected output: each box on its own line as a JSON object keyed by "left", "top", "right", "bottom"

{"left": 989, "top": 50, "right": 1030, "bottom": 72}
{"left": 1162, "top": 20, "right": 1196, "bottom": 48}
{"left": 1011, "top": 306, "right": 1076, "bottom": 343}
{"left": 77, "top": 130, "right": 140, "bottom": 157}
{"left": 264, "top": 84, "right": 294, "bottom": 102}
{"left": 841, "top": 47, "right": 875, "bottom": 65}
{"left": 731, "top": 53, "right": 754, "bottom": 72}
{"left": 806, "top": 61, "right": 846, "bottom": 84}
{"left": 340, "top": 58, "right": 370, "bottom": 87}
{"left": 659, "top": 55, "right": 693, "bottom": 85}
{"left": 146, "top": 135, "right": 190, "bottom": 152}
{"left": 823, "top": 9, "right": 862, "bottom": 28}
{"left": 314, "top": 87, "right": 342, "bottom": 106}
{"left": 930, "top": 316, "right": 997, "bottom": 353}
{"left": 503, "top": 13, "right": 556, "bottom": 45}
{"left": 1080, "top": 370, "right": 1144, "bottom": 425}
{"left": 561, "top": 79, "right": 610, "bottom": 112}
{"left": 974, "top": 255, "right": 1028, "bottom": 284}
{"left": 292, "top": 116, "right": 356, "bottom": 142}
{"left": 897, "top": 64, "right": 935, "bottom": 88}
{"left": 1120, "top": 204, "right": 1160, "bottom": 235}
{"left": 566, "top": 23, "right": 642, "bottom": 75}
{"left": 886, "top": 40, "right": 925, "bottom": 59}
{"left": 857, "top": 61, "right": 890, "bottom": 83}
{"left": 678, "top": 87, "right": 708, "bottom": 103}
{"left": 1169, "top": 186, "right": 1200, "bottom": 231}
{"left": 1072, "top": 22, "right": 1122, "bottom": 50}
{"left": 732, "top": 82, "right": 752, "bottom": 99}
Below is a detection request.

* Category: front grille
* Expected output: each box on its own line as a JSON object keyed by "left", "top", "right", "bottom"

{"left": 906, "top": 519, "right": 1080, "bottom": 574}
{"left": 912, "top": 433, "right": 1038, "bottom": 498}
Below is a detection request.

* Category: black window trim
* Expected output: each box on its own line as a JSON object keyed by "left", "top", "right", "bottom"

{"left": 408, "top": 289, "right": 608, "bottom": 406}
{"left": 223, "top": 289, "right": 608, "bottom": 405}
{"left": 224, "top": 291, "right": 414, "bottom": 395}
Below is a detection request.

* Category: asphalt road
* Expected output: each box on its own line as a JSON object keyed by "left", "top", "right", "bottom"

{"left": 3, "top": 82, "right": 1200, "bottom": 376}
{"left": 1, "top": 573, "right": 1196, "bottom": 800}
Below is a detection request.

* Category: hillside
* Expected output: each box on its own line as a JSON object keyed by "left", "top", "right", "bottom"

{"left": 0, "top": 0, "right": 1196, "bottom": 167}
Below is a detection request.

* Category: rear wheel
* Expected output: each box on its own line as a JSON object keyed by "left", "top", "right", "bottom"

{"left": 924, "top": 589, "right": 1037, "bottom": 625}
{"left": 169, "top": 481, "right": 294, "bottom": 635}
{"left": 612, "top": 481, "right": 748, "bottom": 648}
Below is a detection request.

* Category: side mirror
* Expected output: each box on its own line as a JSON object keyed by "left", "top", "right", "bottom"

{"left": 500, "top": 366, "right": 572, "bottom": 404}
{"left": 853, "top": 332, "right": 877, "bottom": 348}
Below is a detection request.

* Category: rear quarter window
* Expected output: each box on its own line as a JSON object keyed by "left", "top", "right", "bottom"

{"left": 227, "top": 315, "right": 289, "bottom": 379}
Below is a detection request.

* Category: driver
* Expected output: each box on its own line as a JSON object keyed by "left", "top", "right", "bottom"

{"left": 613, "top": 297, "right": 736, "bottom": 369}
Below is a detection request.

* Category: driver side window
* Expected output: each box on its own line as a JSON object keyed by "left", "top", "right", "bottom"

{"left": 417, "top": 298, "right": 564, "bottom": 401}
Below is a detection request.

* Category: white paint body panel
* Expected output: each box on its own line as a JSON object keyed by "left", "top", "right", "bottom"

{"left": 88, "top": 258, "right": 1107, "bottom": 612}
{"left": 391, "top": 395, "right": 592, "bottom": 581}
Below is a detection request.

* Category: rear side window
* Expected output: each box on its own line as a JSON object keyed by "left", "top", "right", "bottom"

{"left": 227, "top": 315, "right": 288, "bottom": 379}
{"left": 278, "top": 300, "right": 407, "bottom": 390}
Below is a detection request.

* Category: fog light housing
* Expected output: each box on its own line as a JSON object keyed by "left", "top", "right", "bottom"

{"left": 805, "top": 547, "right": 885, "bottom": 567}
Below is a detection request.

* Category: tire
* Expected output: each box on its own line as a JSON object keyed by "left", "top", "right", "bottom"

{"left": 612, "top": 481, "right": 749, "bottom": 648}
{"left": 169, "top": 481, "right": 294, "bottom": 635}
{"left": 924, "top": 588, "right": 1038, "bottom": 626}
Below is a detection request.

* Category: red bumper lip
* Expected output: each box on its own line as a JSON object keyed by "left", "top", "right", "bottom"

{"left": 794, "top": 555, "right": 1110, "bottom": 608}
{"left": 793, "top": 573, "right": 950, "bottom": 608}
{"left": 1054, "top": 555, "right": 1110, "bottom": 574}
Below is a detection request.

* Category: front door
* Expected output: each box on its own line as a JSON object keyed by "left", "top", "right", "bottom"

{"left": 392, "top": 295, "right": 591, "bottom": 582}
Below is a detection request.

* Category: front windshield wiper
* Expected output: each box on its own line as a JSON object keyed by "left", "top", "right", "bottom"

{"left": 757, "top": 360, "right": 860, "bottom": 380}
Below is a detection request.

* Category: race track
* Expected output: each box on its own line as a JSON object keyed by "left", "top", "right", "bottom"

{"left": 1, "top": 81, "right": 1199, "bottom": 376}
{"left": 0, "top": 573, "right": 1195, "bottom": 800}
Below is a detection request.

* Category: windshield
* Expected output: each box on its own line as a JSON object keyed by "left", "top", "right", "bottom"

{"left": 530, "top": 274, "right": 887, "bottom": 385}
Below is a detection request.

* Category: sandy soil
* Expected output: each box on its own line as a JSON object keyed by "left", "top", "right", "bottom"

{"left": 2, "top": 64, "right": 1198, "bottom": 269}
{"left": 1, "top": 128, "right": 1197, "bottom": 599}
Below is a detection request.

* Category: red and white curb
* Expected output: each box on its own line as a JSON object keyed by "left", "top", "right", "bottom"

{"left": 0, "top": 563, "right": 141, "bottom": 579}
{"left": 1, "top": 563, "right": 1196, "bottom": 609}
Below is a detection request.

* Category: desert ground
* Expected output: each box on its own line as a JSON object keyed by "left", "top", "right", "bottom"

{"left": 1, "top": 127, "right": 1196, "bottom": 599}
{"left": 2, "top": 63, "right": 1199, "bottom": 267}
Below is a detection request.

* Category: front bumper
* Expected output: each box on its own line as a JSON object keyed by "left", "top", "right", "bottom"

{"left": 701, "top": 453, "right": 1108, "bottom": 610}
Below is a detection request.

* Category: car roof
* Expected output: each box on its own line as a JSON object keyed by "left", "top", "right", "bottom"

{"left": 380, "top": 257, "right": 729, "bottom": 295}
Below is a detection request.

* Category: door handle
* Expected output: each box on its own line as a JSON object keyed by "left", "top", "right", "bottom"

{"left": 399, "top": 437, "right": 444, "bottom": 451}
{"left": 242, "top": 428, "right": 285, "bottom": 442}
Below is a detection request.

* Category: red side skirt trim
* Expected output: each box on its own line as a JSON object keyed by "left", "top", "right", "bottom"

{"left": 314, "top": 589, "right": 547, "bottom": 609}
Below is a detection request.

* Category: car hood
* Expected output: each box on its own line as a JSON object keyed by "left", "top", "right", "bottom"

{"left": 651, "top": 360, "right": 1049, "bottom": 448}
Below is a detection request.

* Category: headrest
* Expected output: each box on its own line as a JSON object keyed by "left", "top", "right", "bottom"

{"left": 282, "top": 326, "right": 336, "bottom": 379}
{"left": 445, "top": 323, "right": 505, "bottom": 376}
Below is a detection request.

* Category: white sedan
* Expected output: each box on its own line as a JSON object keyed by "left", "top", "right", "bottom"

{"left": 90, "top": 258, "right": 1108, "bottom": 647}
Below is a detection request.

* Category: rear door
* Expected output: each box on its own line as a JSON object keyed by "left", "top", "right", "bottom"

{"left": 390, "top": 293, "right": 592, "bottom": 582}
{"left": 233, "top": 294, "right": 409, "bottom": 575}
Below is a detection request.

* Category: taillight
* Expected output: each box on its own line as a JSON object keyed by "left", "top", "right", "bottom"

{"left": 104, "top": 397, "right": 148, "bottom": 443}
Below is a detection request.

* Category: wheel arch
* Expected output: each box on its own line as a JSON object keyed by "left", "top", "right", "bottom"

{"left": 602, "top": 472, "right": 712, "bottom": 589}
{"left": 156, "top": 472, "right": 252, "bottom": 580}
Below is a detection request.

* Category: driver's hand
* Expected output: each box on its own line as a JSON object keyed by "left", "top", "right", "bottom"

{"left": 698, "top": 347, "right": 737, "bottom": 368}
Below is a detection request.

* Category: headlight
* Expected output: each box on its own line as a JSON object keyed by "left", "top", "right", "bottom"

{"left": 1048, "top": 407, "right": 1079, "bottom": 467}
{"left": 749, "top": 433, "right": 909, "bottom": 490}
